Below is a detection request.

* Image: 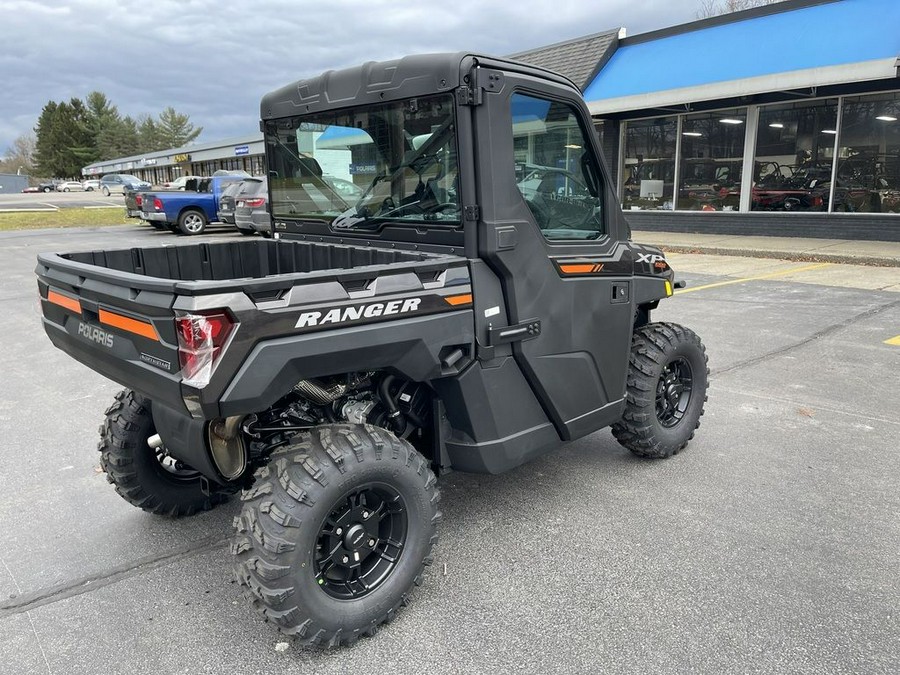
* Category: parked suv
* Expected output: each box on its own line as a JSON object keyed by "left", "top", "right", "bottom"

{"left": 233, "top": 176, "right": 270, "bottom": 236}
{"left": 99, "top": 173, "right": 151, "bottom": 196}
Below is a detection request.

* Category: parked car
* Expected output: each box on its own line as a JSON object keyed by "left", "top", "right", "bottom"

{"left": 140, "top": 175, "right": 245, "bottom": 235}
{"left": 37, "top": 180, "right": 58, "bottom": 193}
{"left": 233, "top": 177, "right": 270, "bottom": 236}
{"left": 162, "top": 175, "right": 203, "bottom": 190}
{"left": 55, "top": 181, "right": 85, "bottom": 192}
{"left": 82, "top": 179, "right": 101, "bottom": 191}
{"left": 216, "top": 180, "right": 245, "bottom": 225}
{"left": 21, "top": 186, "right": 40, "bottom": 193}
{"left": 100, "top": 173, "right": 151, "bottom": 196}
{"left": 124, "top": 188, "right": 154, "bottom": 221}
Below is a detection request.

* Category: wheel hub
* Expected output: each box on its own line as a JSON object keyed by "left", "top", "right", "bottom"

{"left": 656, "top": 357, "right": 694, "bottom": 428}
{"left": 314, "top": 484, "right": 407, "bottom": 599}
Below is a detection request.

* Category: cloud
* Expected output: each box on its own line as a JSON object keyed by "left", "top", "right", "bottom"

{"left": 0, "top": 0, "right": 697, "bottom": 157}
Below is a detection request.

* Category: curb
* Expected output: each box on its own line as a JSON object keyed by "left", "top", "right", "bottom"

{"left": 654, "top": 244, "right": 900, "bottom": 268}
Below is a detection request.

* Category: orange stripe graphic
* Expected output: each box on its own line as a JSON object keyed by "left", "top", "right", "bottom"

{"left": 48, "top": 291, "right": 81, "bottom": 314}
{"left": 445, "top": 293, "right": 473, "bottom": 306}
{"left": 99, "top": 309, "right": 159, "bottom": 341}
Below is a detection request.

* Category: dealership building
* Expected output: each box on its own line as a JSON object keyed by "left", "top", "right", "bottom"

{"left": 84, "top": 0, "right": 900, "bottom": 240}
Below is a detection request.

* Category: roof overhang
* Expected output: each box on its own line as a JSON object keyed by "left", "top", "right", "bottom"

{"left": 590, "top": 57, "right": 900, "bottom": 116}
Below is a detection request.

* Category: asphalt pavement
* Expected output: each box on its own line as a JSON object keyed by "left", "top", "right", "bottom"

{"left": 0, "top": 225, "right": 898, "bottom": 674}
{"left": 0, "top": 191, "right": 125, "bottom": 211}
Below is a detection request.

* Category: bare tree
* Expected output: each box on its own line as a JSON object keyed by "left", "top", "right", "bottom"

{"left": 697, "top": 0, "right": 786, "bottom": 19}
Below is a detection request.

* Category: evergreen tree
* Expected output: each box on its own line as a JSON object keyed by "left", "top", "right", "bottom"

{"left": 34, "top": 98, "right": 94, "bottom": 177}
{"left": 156, "top": 106, "right": 202, "bottom": 149}
{"left": 97, "top": 115, "right": 141, "bottom": 160}
{"left": 138, "top": 114, "right": 162, "bottom": 152}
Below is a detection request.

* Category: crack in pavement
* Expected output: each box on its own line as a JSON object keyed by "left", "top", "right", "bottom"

{"left": 0, "top": 535, "right": 228, "bottom": 618}
{"left": 712, "top": 298, "right": 900, "bottom": 376}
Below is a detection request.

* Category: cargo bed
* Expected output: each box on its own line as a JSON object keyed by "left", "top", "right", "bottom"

{"left": 36, "top": 238, "right": 472, "bottom": 418}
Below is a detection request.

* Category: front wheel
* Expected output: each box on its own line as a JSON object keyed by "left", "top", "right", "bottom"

{"left": 232, "top": 424, "right": 440, "bottom": 647}
{"left": 612, "top": 322, "right": 708, "bottom": 458}
{"left": 178, "top": 209, "right": 207, "bottom": 235}
{"left": 101, "top": 186, "right": 110, "bottom": 196}
{"left": 98, "top": 389, "right": 227, "bottom": 516}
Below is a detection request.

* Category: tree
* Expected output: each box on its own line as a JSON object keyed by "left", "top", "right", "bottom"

{"left": 0, "top": 134, "right": 36, "bottom": 175}
{"left": 137, "top": 114, "right": 162, "bottom": 152}
{"left": 33, "top": 98, "right": 94, "bottom": 178}
{"left": 696, "top": 0, "right": 785, "bottom": 18}
{"left": 155, "top": 106, "right": 202, "bottom": 149}
{"left": 97, "top": 115, "right": 141, "bottom": 160}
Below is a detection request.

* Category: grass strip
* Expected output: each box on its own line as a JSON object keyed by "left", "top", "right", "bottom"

{"left": 0, "top": 208, "right": 130, "bottom": 230}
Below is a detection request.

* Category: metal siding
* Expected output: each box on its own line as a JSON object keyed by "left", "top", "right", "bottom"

{"left": 585, "top": 0, "right": 900, "bottom": 102}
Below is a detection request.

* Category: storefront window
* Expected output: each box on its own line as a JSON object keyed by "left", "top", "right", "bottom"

{"left": 837, "top": 92, "right": 900, "bottom": 213}
{"left": 678, "top": 109, "right": 745, "bottom": 211}
{"left": 622, "top": 116, "right": 676, "bottom": 211}
{"left": 752, "top": 99, "right": 837, "bottom": 212}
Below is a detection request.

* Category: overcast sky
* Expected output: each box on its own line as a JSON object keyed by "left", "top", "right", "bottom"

{"left": 0, "top": 0, "right": 703, "bottom": 156}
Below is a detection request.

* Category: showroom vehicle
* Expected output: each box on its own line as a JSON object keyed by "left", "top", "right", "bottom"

{"left": 56, "top": 180, "right": 84, "bottom": 192}
{"left": 82, "top": 179, "right": 101, "bottom": 191}
{"left": 100, "top": 173, "right": 151, "bottom": 196}
{"left": 36, "top": 53, "right": 708, "bottom": 648}
{"left": 233, "top": 176, "right": 269, "bottom": 236}
{"left": 139, "top": 174, "right": 245, "bottom": 234}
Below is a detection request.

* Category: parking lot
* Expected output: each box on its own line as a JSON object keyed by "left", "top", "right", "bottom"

{"left": 0, "top": 191, "right": 125, "bottom": 212}
{"left": 0, "top": 225, "right": 898, "bottom": 674}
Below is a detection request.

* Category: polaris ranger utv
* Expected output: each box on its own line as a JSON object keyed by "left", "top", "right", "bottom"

{"left": 36, "top": 53, "right": 708, "bottom": 647}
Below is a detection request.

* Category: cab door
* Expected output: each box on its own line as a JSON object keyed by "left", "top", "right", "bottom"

{"left": 470, "top": 66, "right": 635, "bottom": 440}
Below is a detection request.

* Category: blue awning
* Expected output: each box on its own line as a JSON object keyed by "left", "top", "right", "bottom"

{"left": 585, "top": 0, "right": 900, "bottom": 114}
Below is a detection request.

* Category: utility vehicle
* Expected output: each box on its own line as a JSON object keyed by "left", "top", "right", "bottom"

{"left": 36, "top": 53, "right": 708, "bottom": 647}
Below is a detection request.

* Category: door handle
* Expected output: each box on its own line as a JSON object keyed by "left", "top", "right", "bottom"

{"left": 487, "top": 319, "right": 541, "bottom": 346}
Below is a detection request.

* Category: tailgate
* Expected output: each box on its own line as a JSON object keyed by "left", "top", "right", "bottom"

{"left": 36, "top": 259, "right": 188, "bottom": 414}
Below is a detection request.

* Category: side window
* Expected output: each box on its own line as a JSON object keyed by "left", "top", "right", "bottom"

{"left": 511, "top": 93, "right": 604, "bottom": 240}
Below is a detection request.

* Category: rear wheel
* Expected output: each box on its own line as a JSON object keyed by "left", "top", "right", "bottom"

{"left": 612, "top": 322, "right": 708, "bottom": 458}
{"left": 232, "top": 424, "right": 440, "bottom": 647}
{"left": 98, "top": 389, "right": 227, "bottom": 516}
{"left": 178, "top": 209, "right": 207, "bottom": 235}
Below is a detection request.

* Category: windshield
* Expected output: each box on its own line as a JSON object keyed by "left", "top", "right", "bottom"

{"left": 265, "top": 94, "right": 459, "bottom": 230}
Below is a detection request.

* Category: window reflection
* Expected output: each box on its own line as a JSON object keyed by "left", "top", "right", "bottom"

{"left": 752, "top": 100, "right": 837, "bottom": 212}
{"left": 622, "top": 117, "right": 676, "bottom": 211}
{"left": 838, "top": 92, "right": 900, "bottom": 213}
{"left": 678, "top": 110, "right": 745, "bottom": 211}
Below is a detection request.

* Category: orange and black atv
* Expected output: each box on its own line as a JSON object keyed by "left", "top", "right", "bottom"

{"left": 36, "top": 53, "right": 708, "bottom": 648}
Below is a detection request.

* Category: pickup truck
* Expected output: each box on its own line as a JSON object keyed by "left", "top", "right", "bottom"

{"left": 140, "top": 175, "right": 245, "bottom": 235}
{"left": 36, "top": 53, "right": 708, "bottom": 647}
{"left": 124, "top": 188, "right": 154, "bottom": 223}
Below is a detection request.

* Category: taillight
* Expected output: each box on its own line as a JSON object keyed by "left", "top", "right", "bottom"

{"left": 175, "top": 312, "right": 234, "bottom": 387}
{"left": 153, "top": 197, "right": 163, "bottom": 211}
{"left": 243, "top": 197, "right": 266, "bottom": 208}
{"left": 135, "top": 194, "right": 143, "bottom": 206}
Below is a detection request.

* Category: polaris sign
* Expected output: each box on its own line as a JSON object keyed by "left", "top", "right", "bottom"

{"left": 234, "top": 145, "right": 250, "bottom": 156}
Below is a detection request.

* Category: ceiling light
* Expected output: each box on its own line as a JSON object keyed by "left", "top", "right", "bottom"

{"left": 564, "top": 144, "right": 582, "bottom": 149}
{"left": 769, "top": 123, "right": 784, "bottom": 129}
{"left": 822, "top": 129, "right": 837, "bottom": 135}
{"left": 682, "top": 131, "right": 702, "bottom": 137}
{"left": 876, "top": 115, "right": 898, "bottom": 122}
{"left": 719, "top": 118, "right": 743, "bottom": 125}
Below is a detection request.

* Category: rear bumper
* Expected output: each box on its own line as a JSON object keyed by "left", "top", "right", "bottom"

{"left": 141, "top": 212, "right": 168, "bottom": 222}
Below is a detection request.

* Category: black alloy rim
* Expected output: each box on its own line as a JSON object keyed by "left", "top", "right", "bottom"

{"left": 656, "top": 357, "right": 694, "bottom": 428}
{"left": 314, "top": 484, "right": 408, "bottom": 600}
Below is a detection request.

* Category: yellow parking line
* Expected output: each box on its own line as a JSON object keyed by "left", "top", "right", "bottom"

{"left": 885, "top": 335, "right": 900, "bottom": 346}
{"left": 676, "top": 263, "right": 833, "bottom": 295}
